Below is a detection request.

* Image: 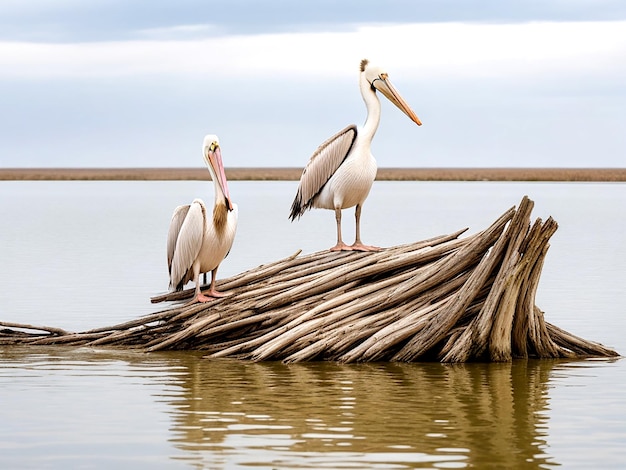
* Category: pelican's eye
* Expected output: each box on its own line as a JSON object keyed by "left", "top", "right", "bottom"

{"left": 370, "top": 76, "right": 383, "bottom": 91}
{"left": 209, "top": 142, "right": 219, "bottom": 152}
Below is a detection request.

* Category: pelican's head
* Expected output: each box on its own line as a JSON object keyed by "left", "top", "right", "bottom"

{"left": 360, "top": 59, "right": 422, "bottom": 126}
{"left": 202, "top": 134, "right": 234, "bottom": 211}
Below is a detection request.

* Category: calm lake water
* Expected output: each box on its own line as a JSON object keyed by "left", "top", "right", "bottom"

{"left": 1, "top": 180, "right": 625, "bottom": 469}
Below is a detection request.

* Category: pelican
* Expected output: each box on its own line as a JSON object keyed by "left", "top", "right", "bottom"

{"left": 167, "top": 134, "right": 238, "bottom": 303}
{"left": 289, "top": 59, "right": 421, "bottom": 251}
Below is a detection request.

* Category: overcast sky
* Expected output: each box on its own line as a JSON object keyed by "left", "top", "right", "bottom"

{"left": 1, "top": 1, "right": 625, "bottom": 168}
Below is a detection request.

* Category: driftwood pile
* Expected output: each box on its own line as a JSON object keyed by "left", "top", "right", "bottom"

{"left": 1, "top": 196, "right": 619, "bottom": 362}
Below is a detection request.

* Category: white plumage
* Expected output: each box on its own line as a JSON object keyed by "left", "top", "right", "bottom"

{"left": 167, "top": 134, "right": 238, "bottom": 303}
{"left": 289, "top": 59, "right": 421, "bottom": 251}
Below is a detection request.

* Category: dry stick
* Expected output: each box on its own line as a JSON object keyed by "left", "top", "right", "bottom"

{"left": 514, "top": 218, "right": 559, "bottom": 357}
{"left": 150, "top": 249, "right": 305, "bottom": 303}
{"left": 353, "top": 271, "right": 478, "bottom": 362}
{"left": 488, "top": 216, "right": 555, "bottom": 361}
{"left": 484, "top": 215, "right": 557, "bottom": 361}
{"left": 149, "top": 232, "right": 470, "bottom": 352}
{"left": 475, "top": 215, "right": 535, "bottom": 360}
{"left": 86, "top": 327, "right": 149, "bottom": 347}
{"left": 325, "top": 309, "right": 418, "bottom": 360}
{"left": 271, "top": 252, "right": 366, "bottom": 283}
{"left": 197, "top": 276, "right": 362, "bottom": 345}
{"left": 247, "top": 237, "right": 484, "bottom": 362}
{"left": 528, "top": 304, "right": 570, "bottom": 358}
{"left": 281, "top": 302, "right": 412, "bottom": 361}
{"left": 152, "top": 231, "right": 465, "bottom": 304}
{"left": 512, "top": 225, "right": 561, "bottom": 358}
{"left": 162, "top": 253, "right": 359, "bottom": 318}
{"left": 0, "top": 321, "right": 70, "bottom": 337}
{"left": 1, "top": 334, "right": 57, "bottom": 345}
{"left": 145, "top": 312, "right": 226, "bottom": 351}
{"left": 165, "top": 303, "right": 220, "bottom": 325}
{"left": 511, "top": 254, "right": 541, "bottom": 358}
{"left": 85, "top": 309, "right": 191, "bottom": 346}
{"left": 339, "top": 300, "right": 448, "bottom": 363}
{"left": 391, "top": 245, "right": 505, "bottom": 362}
{"left": 284, "top": 305, "right": 414, "bottom": 363}
{"left": 277, "top": 231, "right": 467, "bottom": 279}
{"left": 327, "top": 271, "right": 472, "bottom": 363}
{"left": 546, "top": 322, "right": 620, "bottom": 357}
{"left": 436, "top": 300, "right": 491, "bottom": 359}
{"left": 22, "top": 303, "right": 202, "bottom": 348}
{"left": 272, "top": 229, "right": 458, "bottom": 280}
{"left": 29, "top": 331, "right": 109, "bottom": 345}
{"left": 277, "top": 272, "right": 469, "bottom": 363}
{"left": 90, "top": 305, "right": 213, "bottom": 347}
{"left": 196, "top": 280, "right": 363, "bottom": 346}
{"left": 82, "top": 307, "right": 188, "bottom": 335}
{"left": 223, "top": 257, "right": 439, "bottom": 359}
{"left": 256, "top": 235, "right": 472, "bottom": 312}
{"left": 199, "top": 286, "right": 346, "bottom": 356}
{"left": 487, "top": 259, "right": 530, "bottom": 361}
{"left": 439, "top": 199, "right": 535, "bottom": 362}
{"left": 388, "top": 206, "right": 517, "bottom": 362}
{"left": 207, "top": 270, "right": 331, "bottom": 308}
{"left": 256, "top": 230, "right": 490, "bottom": 362}
{"left": 201, "top": 295, "right": 334, "bottom": 350}
{"left": 524, "top": 254, "right": 565, "bottom": 358}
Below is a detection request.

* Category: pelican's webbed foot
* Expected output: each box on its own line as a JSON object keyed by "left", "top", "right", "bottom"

{"left": 350, "top": 242, "right": 381, "bottom": 252}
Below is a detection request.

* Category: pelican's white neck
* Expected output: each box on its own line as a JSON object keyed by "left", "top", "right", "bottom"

{"left": 359, "top": 73, "right": 381, "bottom": 143}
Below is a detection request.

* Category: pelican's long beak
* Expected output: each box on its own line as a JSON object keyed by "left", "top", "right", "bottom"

{"left": 206, "top": 144, "right": 234, "bottom": 211}
{"left": 373, "top": 75, "right": 422, "bottom": 126}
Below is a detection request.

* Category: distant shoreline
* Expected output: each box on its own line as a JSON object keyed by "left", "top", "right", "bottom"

{"left": 1, "top": 167, "right": 625, "bottom": 182}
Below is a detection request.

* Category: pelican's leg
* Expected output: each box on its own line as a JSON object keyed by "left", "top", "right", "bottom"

{"left": 203, "top": 267, "right": 229, "bottom": 298}
{"left": 330, "top": 207, "right": 351, "bottom": 251}
{"left": 351, "top": 204, "right": 381, "bottom": 252}
{"left": 192, "top": 264, "right": 218, "bottom": 303}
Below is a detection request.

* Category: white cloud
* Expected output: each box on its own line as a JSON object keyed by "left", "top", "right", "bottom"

{"left": 133, "top": 23, "right": 223, "bottom": 40}
{"left": 1, "top": 21, "right": 625, "bottom": 81}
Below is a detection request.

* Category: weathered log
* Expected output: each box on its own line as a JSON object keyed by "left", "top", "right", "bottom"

{"left": 0, "top": 196, "right": 619, "bottom": 362}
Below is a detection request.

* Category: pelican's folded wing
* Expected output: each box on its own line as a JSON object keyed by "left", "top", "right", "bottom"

{"left": 169, "top": 200, "right": 206, "bottom": 289}
{"left": 289, "top": 125, "right": 357, "bottom": 220}
{"left": 167, "top": 204, "right": 191, "bottom": 274}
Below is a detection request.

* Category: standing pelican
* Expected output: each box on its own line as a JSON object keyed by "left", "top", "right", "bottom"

{"left": 167, "top": 135, "right": 238, "bottom": 303}
{"left": 289, "top": 59, "right": 422, "bottom": 251}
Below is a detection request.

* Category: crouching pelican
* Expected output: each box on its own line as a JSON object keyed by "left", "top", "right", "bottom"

{"left": 289, "top": 59, "right": 421, "bottom": 251}
{"left": 167, "top": 135, "right": 238, "bottom": 303}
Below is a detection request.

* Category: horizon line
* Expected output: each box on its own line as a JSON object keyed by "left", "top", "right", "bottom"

{"left": 1, "top": 167, "right": 625, "bottom": 182}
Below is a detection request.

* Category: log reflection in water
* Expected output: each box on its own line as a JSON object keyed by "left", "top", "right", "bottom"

{"left": 162, "top": 354, "right": 563, "bottom": 468}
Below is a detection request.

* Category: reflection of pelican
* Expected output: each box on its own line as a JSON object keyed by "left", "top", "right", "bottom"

{"left": 289, "top": 59, "right": 422, "bottom": 251}
{"left": 167, "top": 135, "right": 238, "bottom": 302}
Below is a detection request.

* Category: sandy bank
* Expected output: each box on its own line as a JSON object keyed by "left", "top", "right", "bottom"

{"left": 1, "top": 167, "right": 625, "bottom": 182}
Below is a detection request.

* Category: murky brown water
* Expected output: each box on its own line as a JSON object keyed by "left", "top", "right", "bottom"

{"left": 4, "top": 346, "right": 617, "bottom": 468}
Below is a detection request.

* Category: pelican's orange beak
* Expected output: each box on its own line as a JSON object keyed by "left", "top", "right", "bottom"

{"left": 372, "top": 74, "right": 422, "bottom": 126}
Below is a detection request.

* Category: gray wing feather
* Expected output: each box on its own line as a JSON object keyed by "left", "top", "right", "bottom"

{"left": 289, "top": 125, "right": 357, "bottom": 220}
{"left": 167, "top": 204, "right": 190, "bottom": 274}
{"left": 169, "top": 200, "right": 206, "bottom": 289}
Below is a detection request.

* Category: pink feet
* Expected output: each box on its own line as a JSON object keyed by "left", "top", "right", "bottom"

{"left": 195, "top": 289, "right": 229, "bottom": 303}
{"left": 330, "top": 242, "right": 353, "bottom": 252}
{"left": 350, "top": 242, "right": 381, "bottom": 252}
{"left": 330, "top": 242, "right": 381, "bottom": 252}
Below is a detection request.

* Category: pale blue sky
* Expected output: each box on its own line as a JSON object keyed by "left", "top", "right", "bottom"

{"left": 1, "top": 1, "right": 625, "bottom": 168}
